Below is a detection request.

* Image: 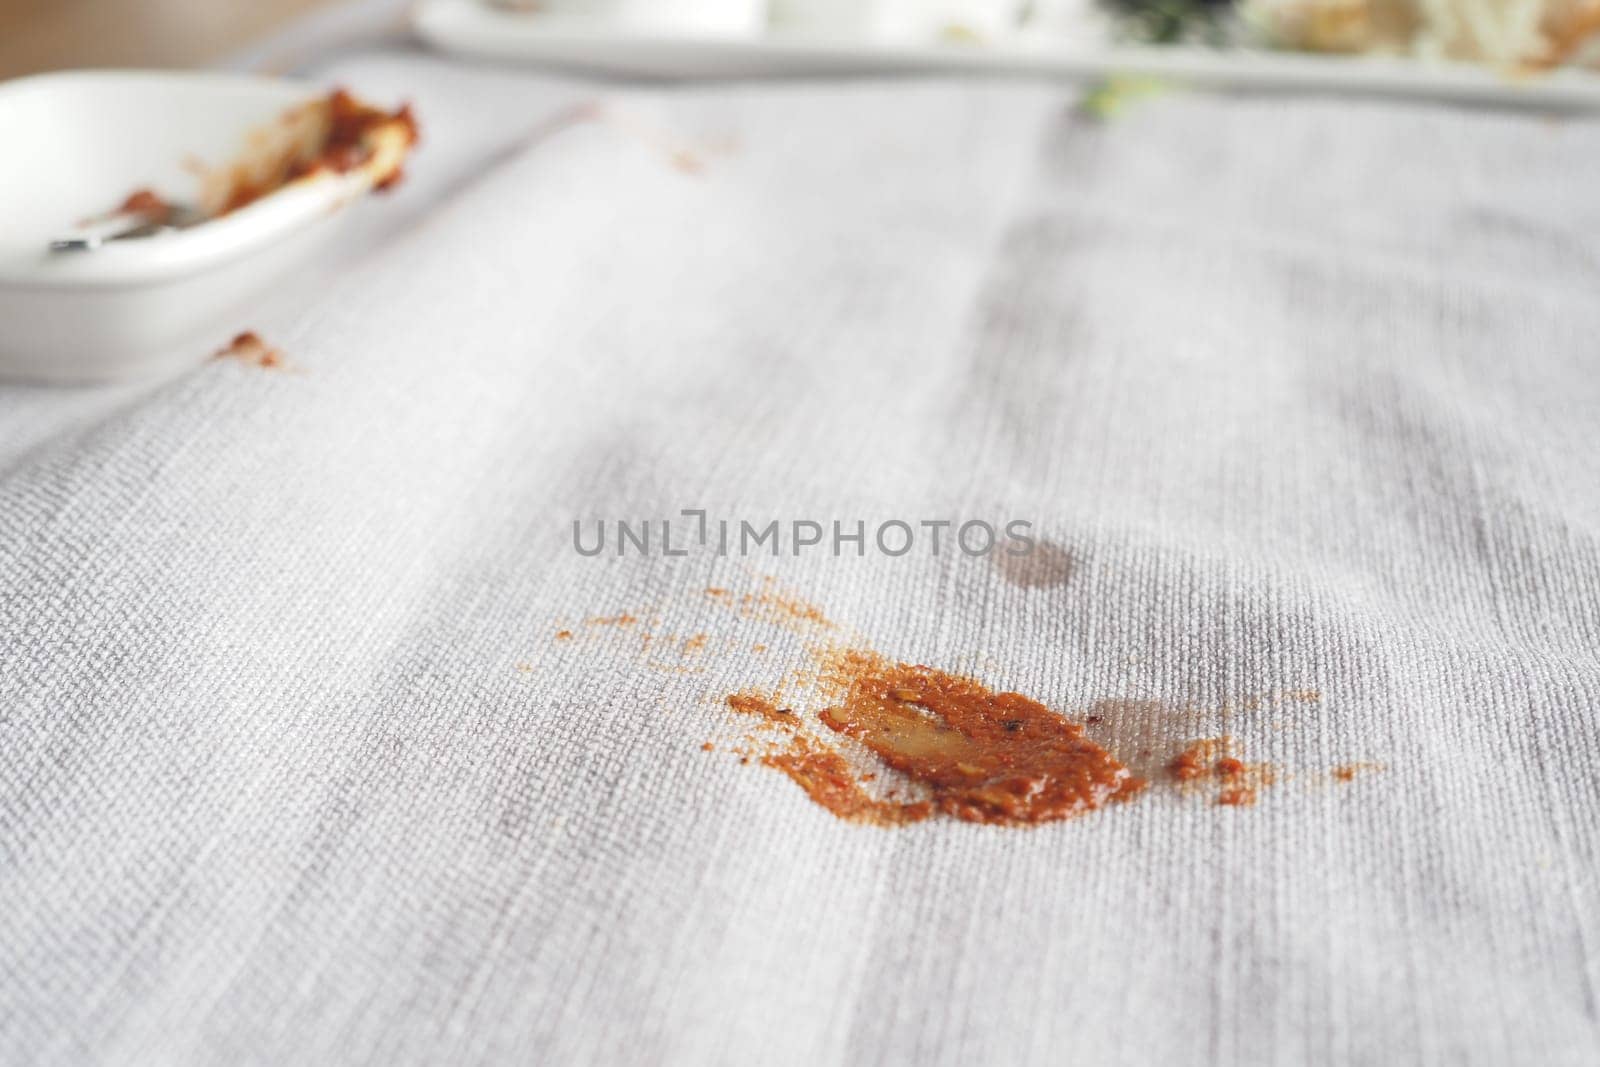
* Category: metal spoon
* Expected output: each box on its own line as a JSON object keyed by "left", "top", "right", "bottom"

{"left": 49, "top": 202, "right": 210, "bottom": 253}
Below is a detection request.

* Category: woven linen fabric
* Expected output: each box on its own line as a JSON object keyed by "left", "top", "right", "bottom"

{"left": 3, "top": 49, "right": 1600, "bottom": 1067}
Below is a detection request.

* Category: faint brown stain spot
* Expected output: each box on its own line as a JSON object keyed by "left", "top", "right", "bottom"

{"left": 213, "top": 331, "right": 289, "bottom": 371}
{"left": 993, "top": 538, "right": 1076, "bottom": 589}
{"left": 554, "top": 629, "right": 573, "bottom": 640}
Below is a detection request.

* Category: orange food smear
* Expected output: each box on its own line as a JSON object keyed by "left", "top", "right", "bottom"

{"left": 814, "top": 650, "right": 1136, "bottom": 826}
{"left": 726, "top": 652, "right": 1135, "bottom": 827}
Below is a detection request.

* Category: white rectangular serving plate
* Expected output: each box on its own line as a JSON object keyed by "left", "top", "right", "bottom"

{"left": 414, "top": 0, "right": 1600, "bottom": 111}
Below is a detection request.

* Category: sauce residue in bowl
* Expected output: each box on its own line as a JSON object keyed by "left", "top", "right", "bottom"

{"left": 90, "top": 88, "right": 419, "bottom": 229}
{"left": 212, "top": 88, "right": 419, "bottom": 214}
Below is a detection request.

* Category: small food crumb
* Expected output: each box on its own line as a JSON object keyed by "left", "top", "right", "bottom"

{"left": 1169, "top": 748, "right": 1206, "bottom": 781}
{"left": 212, "top": 331, "right": 288, "bottom": 370}
{"left": 216, "top": 88, "right": 420, "bottom": 214}
{"left": 1167, "top": 738, "right": 1277, "bottom": 807}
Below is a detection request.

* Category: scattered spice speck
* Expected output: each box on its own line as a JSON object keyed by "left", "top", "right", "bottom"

{"left": 1332, "top": 762, "right": 1383, "bottom": 783}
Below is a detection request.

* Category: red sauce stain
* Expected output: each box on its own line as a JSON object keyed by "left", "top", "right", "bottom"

{"left": 765, "top": 736, "right": 930, "bottom": 826}
{"left": 725, "top": 651, "right": 1137, "bottom": 827}
{"left": 212, "top": 331, "right": 287, "bottom": 371}
{"left": 558, "top": 578, "right": 1363, "bottom": 821}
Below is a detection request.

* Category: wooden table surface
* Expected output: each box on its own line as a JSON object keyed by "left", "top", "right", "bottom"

{"left": 0, "top": 0, "right": 344, "bottom": 80}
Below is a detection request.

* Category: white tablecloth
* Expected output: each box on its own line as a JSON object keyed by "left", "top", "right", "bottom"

{"left": 2, "top": 21, "right": 1599, "bottom": 1067}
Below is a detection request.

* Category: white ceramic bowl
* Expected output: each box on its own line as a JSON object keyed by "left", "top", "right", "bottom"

{"left": 0, "top": 71, "right": 386, "bottom": 384}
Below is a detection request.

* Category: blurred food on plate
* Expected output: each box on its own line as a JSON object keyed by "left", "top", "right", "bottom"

{"left": 492, "top": 0, "right": 1600, "bottom": 70}
{"left": 1244, "top": 0, "right": 1600, "bottom": 67}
